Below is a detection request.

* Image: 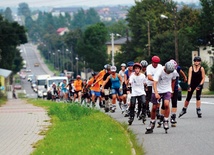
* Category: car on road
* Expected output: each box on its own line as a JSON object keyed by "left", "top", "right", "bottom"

{"left": 27, "top": 74, "right": 35, "bottom": 82}
{"left": 14, "top": 83, "right": 22, "bottom": 90}
{"left": 34, "top": 63, "right": 39, "bottom": 67}
{"left": 25, "top": 68, "right": 31, "bottom": 72}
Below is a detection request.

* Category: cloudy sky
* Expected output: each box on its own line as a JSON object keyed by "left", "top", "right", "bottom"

{"left": 0, "top": 0, "right": 199, "bottom": 7}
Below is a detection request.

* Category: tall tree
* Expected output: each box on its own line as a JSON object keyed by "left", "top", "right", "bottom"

{"left": 18, "top": 3, "right": 31, "bottom": 17}
{"left": 4, "top": 7, "right": 13, "bottom": 22}
{"left": 77, "top": 23, "right": 108, "bottom": 71}
{"left": 198, "top": 0, "right": 214, "bottom": 45}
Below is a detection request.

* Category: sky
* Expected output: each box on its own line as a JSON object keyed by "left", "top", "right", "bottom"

{"left": 0, "top": 0, "right": 200, "bottom": 7}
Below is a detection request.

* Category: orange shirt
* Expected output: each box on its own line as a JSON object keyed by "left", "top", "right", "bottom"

{"left": 87, "top": 77, "right": 100, "bottom": 92}
{"left": 73, "top": 79, "right": 82, "bottom": 91}
{"left": 97, "top": 69, "right": 106, "bottom": 86}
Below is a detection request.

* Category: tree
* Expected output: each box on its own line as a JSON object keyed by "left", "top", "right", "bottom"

{"left": 4, "top": 7, "right": 13, "bottom": 22}
{"left": 77, "top": 23, "right": 108, "bottom": 71}
{"left": 18, "top": 3, "right": 31, "bottom": 17}
{"left": 198, "top": 0, "right": 214, "bottom": 46}
{"left": 0, "top": 15, "right": 27, "bottom": 72}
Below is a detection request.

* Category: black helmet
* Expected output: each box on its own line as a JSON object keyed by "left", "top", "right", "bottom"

{"left": 91, "top": 72, "right": 97, "bottom": 76}
{"left": 193, "top": 56, "right": 201, "bottom": 62}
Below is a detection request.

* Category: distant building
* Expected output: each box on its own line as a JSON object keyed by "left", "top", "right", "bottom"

{"left": 106, "top": 37, "right": 131, "bottom": 55}
{"left": 57, "top": 27, "right": 69, "bottom": 36}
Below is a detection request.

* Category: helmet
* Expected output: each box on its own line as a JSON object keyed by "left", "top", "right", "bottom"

{"left": 170, "top": 59, "right": 178, "bottom": 69}
{"left": 133, "top": 63, "right": 142, "bottom": 70}
{"left": 127, "top": 61, "right": 134, "bottom": 67}
{"left": 104, "top": 64, "right": 111, "bottom": 70}
{"left": 110, "top": 66, "right": 117, "bottom": 72}
{"left": 140, "top": 60, "right": 148, "bottom": 67}
{"left": 193, "top": 56, "right": 201, "bottom": 62}
{"left": 152, "top": 56, "right": 160, "bottom": 63}
{"left": 76, "top": 75, "right": 81, "bottom": 79}
{"left": 91, "top": 72, "right": 97, "bottom": 76}
{"left": 121, "top": 63, "right": 126, "bottom": 67}
{"left": 165, "top": 61, "right": 175, "bottom": 73}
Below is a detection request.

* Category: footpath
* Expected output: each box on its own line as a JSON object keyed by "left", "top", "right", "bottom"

{"left": 0, "top": 99, "right": 50, "bottom": 155}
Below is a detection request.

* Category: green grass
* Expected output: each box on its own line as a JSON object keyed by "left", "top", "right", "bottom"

{"left": 0, "top": 96, "right": 7, "bottom": 106}
{"left": 182, "top": 89, "right": 214, "bottom": 95}
{"left": 28, "top": 99, "right": 144, "bottom": 155}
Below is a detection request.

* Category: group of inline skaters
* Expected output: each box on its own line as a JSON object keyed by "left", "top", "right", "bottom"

{"left": 54, "top": 55, "right": 205, "bottom": 134}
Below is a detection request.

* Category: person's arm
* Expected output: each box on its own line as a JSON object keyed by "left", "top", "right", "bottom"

{"left": 118, "top": 74, "right": 123, "bottom": 90}
{"left": 102, "top": 76, "right": 110, "bottom": 90}
{"left": 179, "top": 70, "right": 187, "bottom": 82}
{"left": 187, "top": 66, "right": 192, "bottom": 90}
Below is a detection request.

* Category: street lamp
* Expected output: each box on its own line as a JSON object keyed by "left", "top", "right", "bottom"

{"left": 57, "top": 49, "right": 61, "bottom": 71}
{"left": 52, "top": 52, "right": 55, "bottom": 69}
{"left": 161, "top": 10, "right": 179, "bottom": 64}
{"left": 75, "top": 56, "right": 79, "bottom": 75}
{"left": 110, "top": 33, "right": 121, "bottom": 66}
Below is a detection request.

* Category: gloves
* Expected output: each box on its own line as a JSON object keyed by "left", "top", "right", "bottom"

{"left": 196, "top": 84, "right": 203, "bottom": 90}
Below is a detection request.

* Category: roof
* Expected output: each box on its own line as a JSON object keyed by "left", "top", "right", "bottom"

{"left": 106, "top": 37, "right": 131, "bottom": 45}
{"left": 0, "top": 68, "right": 12, "bottom": 78}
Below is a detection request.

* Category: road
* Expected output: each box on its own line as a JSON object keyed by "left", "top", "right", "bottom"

{"left": 20, "top": 43, "right": 214, "bottom": 155}
{"left": 108, "top": 97, "right": 214, "bottom": 155}
{"left": 19, "top": 43, "right": 51, "bottom": 98}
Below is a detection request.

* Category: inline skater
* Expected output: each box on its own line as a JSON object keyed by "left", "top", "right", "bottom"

{"left": 81, "top": 79, "right": 91, "bottom": 107}
{"left": 73, "top": 75, "right": 83, "bottom": 103}
{"left": 124, "top": 61, "right": 135, "bottom": 116}
{"left": 128, "top": 63, "right": 147, "bottom": 125}
{"left": 102, "top": 66, "right": 123, "bottom": 112}
{"left": 119, "top": 63, "right": 127, "bottom": 113}
{"left": 179, "top": 56, "right": 205, "bottom": 118}
{"left": 146, "top": 56, "right": 162, "bottom": 119}
{"left": 87, "top": 72, "right": 101, "bottom": 107}
{"left": 145, "top": 61, "right": 176, "bottom": 134}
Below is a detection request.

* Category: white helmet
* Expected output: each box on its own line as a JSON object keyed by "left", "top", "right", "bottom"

{"left": 140, "top": 60, "right": 148, "bottom": 67}
{"left": 110, "top": 66, "right": 117, "bottom": 72}
{"left": 170, "top": 59, "right": 178, "bottom": 69}
{"left": 121, "top": 63, "right": 126, "bottom": 67}
{"left": 165, "top": 61, "right": 175, "bottom": 73}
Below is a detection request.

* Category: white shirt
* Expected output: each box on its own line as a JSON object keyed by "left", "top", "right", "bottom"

{"left": 146, "top": 64, "right": 163, "bottom": 86}
{"left": 119, "top": 70, "right": 125, "bottom": 82}
{"left": 129, "top": 73, "right": 146, "bottom": 96}
{"left": 153, "top": 67, "right": 177, "bottom": 93}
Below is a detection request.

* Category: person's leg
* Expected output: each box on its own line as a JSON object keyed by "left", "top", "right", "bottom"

{"left": 196, "top": 88, "right": 202, "bottom": 117}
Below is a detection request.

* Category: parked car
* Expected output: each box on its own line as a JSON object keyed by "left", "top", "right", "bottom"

{"left": 14, "top": 83, "right": 22, "bottom": 90}
{"left": 27, "top": 74, "right": 35, "bottom": 82}
{"left": 25, "top": 68, "right": 31, "bottom": 72}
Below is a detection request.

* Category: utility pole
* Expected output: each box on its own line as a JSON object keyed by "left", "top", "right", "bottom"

{"left": 174, "top": 7, "right": 179, "bottom": 64}
{"left": 110, "top": 33, "right": 115, "bottom": 66}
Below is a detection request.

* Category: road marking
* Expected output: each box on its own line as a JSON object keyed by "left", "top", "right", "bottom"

{"left": 202, "top": 102, "right": 213, "bottom": 105}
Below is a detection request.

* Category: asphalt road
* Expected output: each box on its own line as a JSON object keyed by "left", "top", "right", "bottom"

{"left": 19, "top": 43, "right": 214, "bottom": 155}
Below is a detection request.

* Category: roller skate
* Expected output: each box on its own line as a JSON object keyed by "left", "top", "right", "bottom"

{"left": 163, "top": 119, "right": 169, "bottom": 134}
{"left": 145, "top": 120, "right": 156, "bottom": 134}
{"left": 121, "top": 104, "right": 127, "bottom": 114}
{"left": 104, "top": 100, "right": 110, "bottom": 112}
{"left": 178, "top": 107, "right": 187, "bottom": 118}
{"left": 111, "top": 105, "right": 116, "bottom": 113}
{"left": 128, "top": 116, "right": 134, "bottom": 125}
{"left": 157, "top": 115, "right": 164, "bottom": 128}
{"left": 118, "top": 102, "right": 122, "bottom": 110}
{"left": 141, "top": 113, "right": 146, "bottom": 124}
{"left": 196, "top": 108, "right": 202, "bottom": 118}
{"left": 170, "top": 114, "right": 177, "bottom": 127}
{"left": 92, "top": 102, "right": 96, "bottom": 108}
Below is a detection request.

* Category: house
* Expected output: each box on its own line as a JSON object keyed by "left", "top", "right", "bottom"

{"left": 57, "top": 27, "right": 69, "bottom": 36}
{"left": 0, "top": 68, "right": 12, "bottom": 95}
{"left": 106, "top": 37, "right": 131, "bottom": 55}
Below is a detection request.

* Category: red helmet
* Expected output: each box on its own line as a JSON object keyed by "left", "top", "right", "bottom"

{"left": 133, "top": 63, "right": 142, "bottom": 70}
{"left": 152, "top": 56, "right": 160, "bottom": 63}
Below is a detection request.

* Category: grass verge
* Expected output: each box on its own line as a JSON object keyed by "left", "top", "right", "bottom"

{"left": 28, "top": 99, "right": 144, "bottom": 155}
{"left": 0, "top": 96, "right": 7, "bottom": 107}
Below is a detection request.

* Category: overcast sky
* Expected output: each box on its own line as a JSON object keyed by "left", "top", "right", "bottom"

{"left": 0, "top": 0, "right": 199, "bottom": 7}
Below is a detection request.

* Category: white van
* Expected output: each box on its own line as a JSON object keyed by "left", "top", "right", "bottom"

{"left": 37, "top": 74, "right": 51, "bottom": 98}
{"left": 45, "top": 76, "right": 68, "bottom": 99}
